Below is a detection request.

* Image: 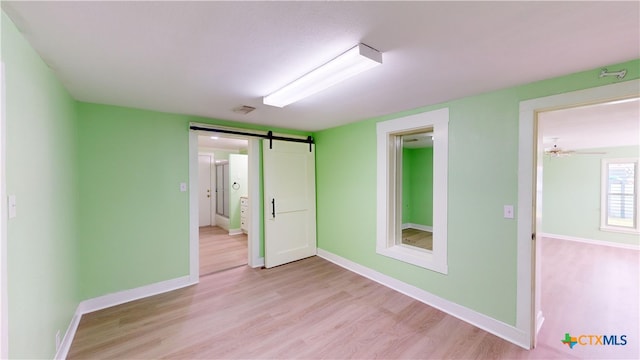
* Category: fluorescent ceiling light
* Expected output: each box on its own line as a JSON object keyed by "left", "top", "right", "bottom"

{"left": 263, "top": 43, "right": 383, "bottom": 108}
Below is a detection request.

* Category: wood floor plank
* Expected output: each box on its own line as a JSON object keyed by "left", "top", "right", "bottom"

{"left": 536, "top": 237, "right": 639, "bottom": 359}
{"left": 199, "top": 225, "right": 247, "bottom": 275}
{"left": 68, "top": 238, "right": 639, "bottom": 359}
{"left": 401, "top": 228, "right": 433, "bottom": 250}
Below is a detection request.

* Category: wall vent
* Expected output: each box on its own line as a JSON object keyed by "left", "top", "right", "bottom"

{"left": 232, "top": 105, "right": 256, "bottom": 115}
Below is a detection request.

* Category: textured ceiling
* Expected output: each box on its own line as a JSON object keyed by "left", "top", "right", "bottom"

{"left": 2, "top": 1, "right": 639, "bottom": 131}
{"left": 198, "top": 135, "right": 248, "bottom": 152}
{"left": 540, "top": 98, "right": 640, "bottom": 151}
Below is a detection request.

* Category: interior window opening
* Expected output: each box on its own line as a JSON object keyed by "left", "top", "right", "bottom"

{"left": 376, "top": 108, "right": 448, "bottom": 274}
{"left": 398, "top": 131, "right": 434, "bottom": 251}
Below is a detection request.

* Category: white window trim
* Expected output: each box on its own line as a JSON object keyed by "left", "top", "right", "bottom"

{"left": 600, "top": 158, "right": 640, "bottom": 234}
{"left": 376, "top": 108, "right": 448, "bottom": 274}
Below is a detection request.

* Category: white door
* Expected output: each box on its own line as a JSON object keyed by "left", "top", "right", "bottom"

{"left": 263, "top": 140, "right": 316, "bottom": 268}
{"left": 198, "top": 154, "right": 212, "bottom": 226}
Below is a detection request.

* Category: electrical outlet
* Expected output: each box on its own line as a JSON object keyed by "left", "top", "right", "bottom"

{"left": 179, "top": 182, "right": 187, "bottom": 192}
{"left": 55, "top": 330, "right": 61, "bottom": 351}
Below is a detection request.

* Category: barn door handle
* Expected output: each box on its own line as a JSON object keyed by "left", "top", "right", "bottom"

{"left": 272, "top": 198, "right": 276, "bottom": 219}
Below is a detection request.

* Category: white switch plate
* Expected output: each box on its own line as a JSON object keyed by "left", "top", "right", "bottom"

{"left": 179, "top": 183, "right": 187, "bottom": 192}
{"left": 503, "top": 205, "right": 514, "bottom": 219}
{"left": 8, "top": 195, "right": 16, "bottom": 219}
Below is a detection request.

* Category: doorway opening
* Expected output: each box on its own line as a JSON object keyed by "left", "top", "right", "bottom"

{"left": 517, "top": 78, "right": 639, "bottom": 351}
{"left": 533, "top": 98, "right": 639, "bottom": 356}
{"left": 197, "top": 134, "right": 251, "bottom": 276}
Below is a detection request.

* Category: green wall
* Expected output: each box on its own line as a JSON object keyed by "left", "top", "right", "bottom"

{"left": 77, "top": 103, "right": 191, "bottom": 299}
{"left": 3, "top": 10, "right": 309, "bottom": 355}
{"left": 402, "top": 147, "right": 433, "bottom": 227}
{"left": 542, "top": 146, "right": 639, "bottom": 246}
{"left": 2, "top": 13, "right": 80, "bottom": 358}
{"left": 76, "top": 104, "right": 307, "bottom": 299}
{"left": 314, "top": 58, "right": 640, "bottom": 326}
{"left": 3, "top": 5, "right": 639, "bottom": 355}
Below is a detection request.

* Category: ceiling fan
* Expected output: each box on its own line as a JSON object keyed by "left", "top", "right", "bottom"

{"left": 544, "top": 139, "right": 606, "bottom": 157}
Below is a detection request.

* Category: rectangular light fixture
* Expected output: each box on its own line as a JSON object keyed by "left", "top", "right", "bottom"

{"left": 263, "top": 43, "right": 383, "bottom": 108}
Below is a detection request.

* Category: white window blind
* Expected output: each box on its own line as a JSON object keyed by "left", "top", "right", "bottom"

{"left": 602, "top": 159, "right": 638, "bottom": 233}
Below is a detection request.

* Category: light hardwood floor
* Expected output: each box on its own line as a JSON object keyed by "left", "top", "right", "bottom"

{"left": 67, "top": 237, "right": 639, "bottom": 359}
{"left": 401, "top": 228, "right": 433, "bottom": 250}
{"left": 199, "top": 226, "right": 247, "bottom": 276}
{"left": 536, "top": 236, "right": 639, "bottom": 359}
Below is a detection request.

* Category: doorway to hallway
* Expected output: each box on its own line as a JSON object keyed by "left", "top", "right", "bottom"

{"left": 197, "top": 135, "right": 250, "bottom": 276}
{"left": 189, "top": 123, "right": 317, "bottom": 277}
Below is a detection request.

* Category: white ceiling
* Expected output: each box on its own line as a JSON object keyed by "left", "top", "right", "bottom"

{"left": 198, "top": 135, "right": 248, "bottom": 151}
{"left": 2, "top": 1, "right": 639, "bottom": 132}
{"left": 540, "top": 98, "right": 640, "bottom": 151}
{"left": 403, "top": 132, "right": 434, "bottom": 149}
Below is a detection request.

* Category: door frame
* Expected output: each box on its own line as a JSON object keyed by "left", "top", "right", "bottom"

{"left": 189, "top": 123, "right": 312, "bottom": 278}
{"left": 517, "top": 79, "right": 639, "bottom": 348}
{"left": 189, "top": 127, "right": 262, "bottom": 280}
{"left": 1, "top": 61, "right": 8, "bottom": 359}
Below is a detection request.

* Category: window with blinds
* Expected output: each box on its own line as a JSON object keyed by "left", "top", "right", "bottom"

{"left": 602, "top": 159, "right": 638, "bottom": 233}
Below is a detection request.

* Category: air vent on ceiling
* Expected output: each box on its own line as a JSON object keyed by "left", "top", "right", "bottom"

{"left": 232, "top": 105, "right": 256, "bottom": 115}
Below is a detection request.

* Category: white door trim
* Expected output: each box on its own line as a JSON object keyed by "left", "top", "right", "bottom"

{"left": 1, "top": 61, "right": 8, "bottom": 359}
{"left": 517, "top": 79, "right": 640, "bottom": 349}
{"left": 189, "top": 132, "right": 200, "bottom": 281}
{"left": 189, "top": 126, "right": 264, "bottom": 276}
{"left": 247, "top": 138, "right": 262, "bottom": 267}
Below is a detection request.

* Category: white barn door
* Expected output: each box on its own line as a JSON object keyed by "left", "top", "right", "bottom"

{"left": 263, "top": 140, "right": 316, "bottom": 268}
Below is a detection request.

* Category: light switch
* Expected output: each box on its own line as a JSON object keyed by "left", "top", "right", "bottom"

{"left": 179, "top": 183, "right": 187, "bottom": 192}
{"left": 503, "top": 205, "right": 514, "bottom": 219}
{"left": 8, "top": 195, "right": 16, "bottom": 219}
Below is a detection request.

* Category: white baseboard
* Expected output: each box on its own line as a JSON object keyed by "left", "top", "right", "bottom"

{"left": 54, "top": 313, "right": 81, "bottom": 360}
{"left": 228, "top": 228, "right": 242, "bottom": 236}
{"left": 401, "top": 223, "right": 433, "bottom": 232}
{"left": 55, "top": 275, "right": 196, "bottom": 359}
{"left": 317, "top": 248, "right": 529, "bottom": 350}
{"left": 215, "top": 215, "right": 229, "bottom": 231}
{"left": 540, "top": 232, "right": 640, "bottom": 251}
{"left": 77, "top": 276, "right": 196, "bottom": 314}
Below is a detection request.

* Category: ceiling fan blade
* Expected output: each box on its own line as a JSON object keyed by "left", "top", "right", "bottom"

{"left": 574, "top": 151, "right": 607, "bottom": 155}
{"left": 545, "top": 150, "right": 607, "bottom": 157}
